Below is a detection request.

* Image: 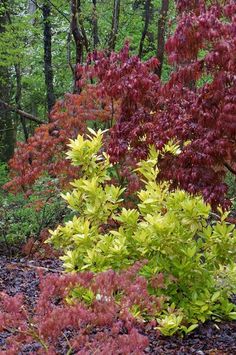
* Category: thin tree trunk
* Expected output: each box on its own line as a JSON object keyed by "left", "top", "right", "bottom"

{"left": 0, "top": 100, "right": 44, "bottom": 124}
{"left": 67, "top": 30, "right": 74, "bottom": 74}
{"left": 92, "top": 0, "right": 99, "bottom": 49}
{"left": 14, "top": 64, "right": 29, "bottom": 141}
{"left": 77, "top": 0, "right": 90, "bottom": 53}
{"left": 108, "top": 0, "right": 121, "bottom": 52}
{"left": 71, "top": 0, "right": 84, "bottom": 93}
{"left": 71, "top": 0, "right": 83, "bottom": 64}
{"left": 155, "top": 0, "right": 169, "bottom": 78}
{"left": 139, "top": 0, "right": 151, "bottom": 58}
{"left": 42, "top": 1, "right": 55, "bottom": 117}
{"left": 2, "top": 6, "right": 29, "bottom": 143}
{"left": 0, "top": 2, "right": 16, "bottom": 162}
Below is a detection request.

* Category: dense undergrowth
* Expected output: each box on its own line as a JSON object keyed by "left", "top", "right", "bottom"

{"left": 0, "top": 163, "right": 74, "bottom": 257}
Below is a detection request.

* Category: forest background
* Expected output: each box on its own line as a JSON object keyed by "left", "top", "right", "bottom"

{"left": 0, "top": 0, "right": 172, "bottom": 160}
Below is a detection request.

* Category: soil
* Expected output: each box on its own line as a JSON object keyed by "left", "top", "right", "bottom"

{"left": 0, "top": 256, "right": 236, "bottom": 355}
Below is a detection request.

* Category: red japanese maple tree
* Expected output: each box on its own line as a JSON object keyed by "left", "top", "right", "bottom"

{"left": 5, "top": 43, "right": 158, "bottom": 196}
{"left": 101, "top": 0, "right": 236, "bottom": 207}
{"left": 5, "top": 87, "right": 119, "bottom": 193}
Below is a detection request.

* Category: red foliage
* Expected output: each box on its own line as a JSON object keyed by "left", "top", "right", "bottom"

{"left": 5, "top": 1, "right": 236, "bottom": 208}
{"left": 83, "top": 43, "right": 159, "bottom": 122}
{"left": 5, "top": 89, "right": 119, "bottom": 194}
{"left": 82, "top": 42, "right": 160, "bottom": 196}
{"left": 0, "top": 262, "right": 159, "bottom": 354}
{"left": 102, "top": 1, "right": 236, "bottom": 207}
{"left": 21, "top": 229, "right": 60, "bottom": 259}
{"left": 158, "top": 0, "right": 236, "bottom": 207}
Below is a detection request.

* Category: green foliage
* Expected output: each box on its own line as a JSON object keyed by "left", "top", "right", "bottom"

{"left": 66, "top": 285, "right": 95, "bottom": 306}
{"left": 0, "top": 194, "right": 64, "bottom": 250}
{"left": 225, "top": 171, "right": 236, "bottom": 210}
{"left": 48, "top": 131, "right": 236, "bottom": 335}
{"left": 0, "top": 174, "right": 68, "bottom": 253}
{"left": 0, "top": 163, "right": 8, "bottom": 187}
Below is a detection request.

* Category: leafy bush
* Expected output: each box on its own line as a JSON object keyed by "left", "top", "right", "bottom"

{"left": 225, "top": 172, "right": 236, "bottom": 211}
{"left": 0, "top": 264, "right": 151, "bottom": 354}
{"left": 0, "top": 163, "right": 8, "bottom": 187}
{"left": 0, "top": 176, "right": 69, "bottom": 256}
{"left": 48, "top": 130, "right": 236, "bottom": 335}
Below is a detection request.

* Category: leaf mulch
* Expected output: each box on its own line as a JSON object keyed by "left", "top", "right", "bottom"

{"left": 0, "top": 256, "right": 235, "bottom": 355}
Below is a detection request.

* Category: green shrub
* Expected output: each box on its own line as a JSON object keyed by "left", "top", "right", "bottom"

{"left": 0, "top": 163, "right": 8, "bottom": 187}
{"left": 48, "top": 130, "right": 236, "bottom": 335}
{"left": 225, "top": 171, "right": 236, "bottom": 212}
{"left": 0, "top": 176, "right": 69, "bottom": 254}
{"left": 226, "top": 171, "right": 236, "bottom": 199}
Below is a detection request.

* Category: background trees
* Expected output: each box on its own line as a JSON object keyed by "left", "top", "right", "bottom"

{"left": 0, "top": 0, "right": 174, "bottom": 158}
{"left": 0, "top": 0, "right": 16, "bottom": 161}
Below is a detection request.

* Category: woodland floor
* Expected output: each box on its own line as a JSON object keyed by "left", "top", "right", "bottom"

{"left": 0, "top": 256, "right": 236, "bottom": 355}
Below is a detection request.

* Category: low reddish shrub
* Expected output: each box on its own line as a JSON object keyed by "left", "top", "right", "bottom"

{"left": 0, "top": 262, "right": 158, "bottom": 354}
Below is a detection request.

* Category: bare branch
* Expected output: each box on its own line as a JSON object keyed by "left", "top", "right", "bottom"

{"left": 0, "top": 100, "right": 45, "bottom": 124}
{"left": 139, "top": 0, "right": 151, "bottom": 58}
{"left": 224, "top": 161, "right": 236, "bottom": 176}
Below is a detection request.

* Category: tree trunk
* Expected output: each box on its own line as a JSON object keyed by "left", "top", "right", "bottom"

{"left": 15, "top": 64, "right": 29, "bottom": 141}
{"left": 138, "top": 0, "right": 151, "bottom": 58}
{"left": 92, "top": 0, "right": 99, "bottom": 49}
{"left": 42, "top": 1, "right": 55, "bottom": 117}
{"left": 0, "top": 2, "right": 16, "bottom": 162}
{"left": 108, "top": 0, "right": 121, "bottom": 52}
{"left": 155, "top": 0, "right": 169, "bottom": 78}
{"left": 0, "top": 100, "right": 44, "bottom": 124}
{"left": 71, "top": 0, "right": 84, "bottom": 93}
{"left": 77, "top": 0, "right": 90, "bottom": 53}
{"left": 71, "top": 0, "right": 83, "bottom": 64}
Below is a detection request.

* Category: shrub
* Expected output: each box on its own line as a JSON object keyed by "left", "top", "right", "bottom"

{"left": 4, "top": 75, "right": 121, "bottom": 195}
{"left": 0, "top": 264, "right": 151, "bottom": 354}
{"left": 0, "top": 177, "right": 69, "bottom": 256}
{"left": 226, "top": 172, "right": 236, "bottom": 206}
{"left": 0, "top": 163, "right": 8, "bottom": 187}
{"left": 48, "top": 130, "right": 236, "bottom": 334}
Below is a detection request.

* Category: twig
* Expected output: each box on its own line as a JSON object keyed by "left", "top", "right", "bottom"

{"left": 224, "top": 161, "right": 236, "bottom": 176}
{"left": 0, "top": 100, "right": 44, "bottom": 124}
{"left": 9, "top": 262, "right": 63, "bottom": 274}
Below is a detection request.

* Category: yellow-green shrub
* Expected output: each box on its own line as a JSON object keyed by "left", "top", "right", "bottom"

{"left": 48, "top": 129, "right": 236, "bottom": 334}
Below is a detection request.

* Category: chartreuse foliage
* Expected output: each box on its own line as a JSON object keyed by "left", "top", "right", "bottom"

{"left": 48, "top": 130, "right": 236, "bottom": 335}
